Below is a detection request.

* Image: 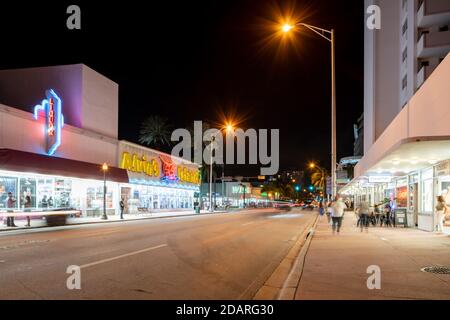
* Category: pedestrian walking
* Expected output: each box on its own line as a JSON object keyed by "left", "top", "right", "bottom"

{"left": 326, "top": 201, "right": 332, "bottom": 224}
{"left": 331, "top": 195, "right": 346, "bottom": 234}
{"left": 374, "top": 204, "right": 382, "bottom": 226}
{"left": 357, "top": 200, "right": 370, "bottom": 232}
{"left": 6, "top": 192, "right": 17, "bottom": 227}
{"left": 435, "top": 196, "right": 448, "bottom": 233}
{"left": 319, "top": 201, "right": 325, "bottom": 216}
{"left": 24, "top": 191, "right": 32, "bottom": 227}
{"left": 119, "top": 198, "right": 125, "bottom": 220}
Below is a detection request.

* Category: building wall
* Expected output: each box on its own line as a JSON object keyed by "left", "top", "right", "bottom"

{"left": 0, "top": 64, "right": 83, "bottom": 128}
{"left": 0, "top": 64, "right": 118, "bottom": 139}
{"left": 0, "top": 104, "right": 118, "bottom": 166}
{"left": 81, "top": 65, "right": 118, "bottom": 139}
{"left": 355, "top": 53, "right": 450, "bottom": 177}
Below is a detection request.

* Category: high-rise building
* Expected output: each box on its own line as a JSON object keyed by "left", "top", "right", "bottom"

{"left": 364, "top": 0, "right": 450, "bottom": 152}
{"left": 342, "top": 1, "right": 450, "bottom": 233}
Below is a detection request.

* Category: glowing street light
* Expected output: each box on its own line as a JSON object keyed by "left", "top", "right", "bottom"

{"left": 281, "top": 23, "right": 294, "bottom": 33}
{"left": 210, "top": 122, "right": 235, "bottom": 213}
{"left": 101, "top": 163, "right": 109, "bottom": 220}
{"left": 275, "top": 20, "right": 337, "bottom": 198}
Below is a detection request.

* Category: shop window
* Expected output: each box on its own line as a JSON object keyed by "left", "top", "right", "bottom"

{"left": 37, "top": 178, "right": 54, "bottom": 208}
{"left": 19, "top": 178, "right": 37, "bottom": 209}
{"left": 421, "top": 179, "right": 433, "bottom": 213}
{"left": 54, "top": 179, "right": 72, "bottom": 208}
{"left": 0, "top": 176, "right": 18, "bottom": 210}
{"left": 86, "top": 184, "right": 113, "bottom": 210}
{"left": 439, "top": 178, "right": 450, "bottom": 206}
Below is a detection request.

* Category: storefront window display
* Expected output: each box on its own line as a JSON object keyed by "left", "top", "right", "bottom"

{"left": 37, "top": 178, "right": 54, "bottom": 208}
{"left": 421, "top": 168, "right": 434, "bottom": 213}
{"left": 19, "top": 177, "right": 37, "bottom": 209}
{"left": 122, "top": 184, "right": 194, "bottom": 213}
{"left": 0, "top": 176, "right": 18, "bottom": 209}
{"left": 438, "top": 176, "right": 450, "bottom": 206}
{"left": 395, "top": 178, "right": 408, "bottom": 208}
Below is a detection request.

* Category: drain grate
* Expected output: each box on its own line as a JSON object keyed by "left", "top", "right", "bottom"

{"left": 421, "top": 265, "right": 450, "bottom": 275}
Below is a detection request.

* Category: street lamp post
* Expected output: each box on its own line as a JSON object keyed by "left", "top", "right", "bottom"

{"left": 209, "top": 124, "right": 235, "bottom": 213}
{"left": 209, "top": 135, "right": 215, "bottom": 213}
{"left": 282, "top": 23, "right": 337, "bottom": 199}
{"left": 101, "top": 163, "right": 108, "bottom": 220}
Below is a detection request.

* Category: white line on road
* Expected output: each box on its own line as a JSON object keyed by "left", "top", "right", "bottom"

{"left": 242, "top": 222, "right": 255, "bottom": 226}
{"left": 80, "top": 244, "right": 168, "bottom": 269}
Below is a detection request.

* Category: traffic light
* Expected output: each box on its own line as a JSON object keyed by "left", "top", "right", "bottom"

{"left": 295, "top": 185, "right": 301, "bottom": 192}
{"left": 309, "top": 185, "right": 315, "bottom": 192}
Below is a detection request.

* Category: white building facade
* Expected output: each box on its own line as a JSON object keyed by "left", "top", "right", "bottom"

{"left": 342, "top": 0, "right": 450, "bottom": 233}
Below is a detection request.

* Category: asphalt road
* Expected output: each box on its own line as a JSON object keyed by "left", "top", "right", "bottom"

{"left": 0, "top": 208, "right": 316, "bottom": 300}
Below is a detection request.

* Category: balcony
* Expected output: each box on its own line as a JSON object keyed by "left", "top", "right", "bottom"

{"left": 417, "top": 30, "right": 450, "bottom": 58}
{"left": 416, "top": 65, "right": 434, "bottom": 89}
{"left": 417, "top": 0, "right": 450, "bottom": 28}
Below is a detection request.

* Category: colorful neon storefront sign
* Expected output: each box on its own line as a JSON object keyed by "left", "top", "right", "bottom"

{"left": 120, "top": 152, "right": 160, "bottom": 177}
{"left": 119, "top": 152, "right": 200, "bottom": 185}
{"left": 33, "top": 89, "right": 64, "bottom": 156}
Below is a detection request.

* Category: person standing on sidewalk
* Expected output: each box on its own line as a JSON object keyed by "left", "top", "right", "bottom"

{"left": 6, "top": 192, "right": 17, "bottom": 227}
{"left": 357, "top": 200, "right": 370, "bottom": 232}
{"left": 119, "top": 198, "right": 125, "bottom": 220}
{"left": 24, "top": 191, "right": 32, "bottom": 227}
{"left": 331, "top": 195, "right": 346, "bottom": 235}
{"left": 435, "top": 196, "right": 448, "bottom": 233}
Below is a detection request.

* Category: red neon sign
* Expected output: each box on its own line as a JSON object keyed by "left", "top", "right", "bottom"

{"left": 48, "top": 98, "right": 55, "bottom": 136}
{"left": 160, "top": 155, "right": 178, "bottom": 181}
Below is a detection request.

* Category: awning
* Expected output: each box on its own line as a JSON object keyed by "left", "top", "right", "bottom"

{"left": 0, "top": 149, "right": 129, "bottom": 183}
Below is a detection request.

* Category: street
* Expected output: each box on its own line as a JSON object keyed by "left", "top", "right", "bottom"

{"left": 0, "top": 209, "right": 316, "bottom": 300}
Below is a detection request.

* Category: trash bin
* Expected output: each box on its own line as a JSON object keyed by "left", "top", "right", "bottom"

{"left": 194, "top": 202, "right": 200, "bottom": 214}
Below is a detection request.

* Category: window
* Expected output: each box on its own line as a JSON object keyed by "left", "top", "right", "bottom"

{"left": 19, "top": 178, "right": 37, "bottom": 209}
{"left": 419, "top": 60, "right": 429, "bottom": 68}
{"left": 439, "top": 25, "right": 449, "bottom": 32}
{"left": 402, "top": 75, "right": 408, "bottom": 90}
{"left": 402, "top": 20, "right": 408, "bottom": 35}
{"left": 0, "top": 176, "right": 18, "bottom": 210}
{"left": 402, "top": 0, "right": 408, "bottom": 10}
{"left": 421, "top": 179, "right": 433, "bottom": 213}
{"left": 402, "top": 47, "right": 407, "bottom": 62}
{"left": 421, "top": 168, "right": 434, "bottom": 213}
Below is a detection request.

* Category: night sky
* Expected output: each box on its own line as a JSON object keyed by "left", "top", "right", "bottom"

{"left": 0, "top": 0, "right": 364, "bottom": 176}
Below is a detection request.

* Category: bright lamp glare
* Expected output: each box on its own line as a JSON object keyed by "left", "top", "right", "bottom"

{"left": 282, "top": 24, "right": 294, "bottom": 33}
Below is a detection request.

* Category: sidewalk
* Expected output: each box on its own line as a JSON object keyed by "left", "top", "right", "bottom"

{"left": 0, "top": 209, "right": 228, "bottom": 232}
{"left": 295, "top": 212, "right": 450, "bottom": 300}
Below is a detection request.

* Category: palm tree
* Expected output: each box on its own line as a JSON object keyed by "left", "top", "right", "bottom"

{"left": 139, "top": 115, "right": 172, "bottom": 149}
{"left": 311, "top": 169, "right": 328, "bottom": 192}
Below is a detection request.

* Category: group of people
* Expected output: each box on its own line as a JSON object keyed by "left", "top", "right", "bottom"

{"left": 3, "top": 191, "right": 32, "bottom": 227}
{"left": 356, "top": 201, "right": 397, "bottom": 232}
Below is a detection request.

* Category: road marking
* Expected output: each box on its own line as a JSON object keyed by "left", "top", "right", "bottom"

{"left": 80, "top": 244, "right": 167, "bottom": 269}
{"left": 242, "top": 222, "right": 254, "bottom": 226}
{"left": 380, "top": 237, "right": 388, "bottom": 241}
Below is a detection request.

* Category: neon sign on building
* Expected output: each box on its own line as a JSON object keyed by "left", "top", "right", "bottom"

{"left": 33, "top": 89, "right": 64, "bottom": 156}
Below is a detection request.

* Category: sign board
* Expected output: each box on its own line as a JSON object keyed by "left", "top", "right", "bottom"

{"left": 326, "top": 177, "right": 332, "bottom": 195}
{"left": 436, "top": 160, "right": 450, "bottom": 177}
{"left": 368, "top": 176, "right": 392, "bottom": 183}
{"left": 394, "top": 209, "right": 407, "bottom": 227}
{"left": 118, "top": 142, "right": 200, "bottom": 186}
{"left": 33, "top": 89, "right": 65, "bottom": 156}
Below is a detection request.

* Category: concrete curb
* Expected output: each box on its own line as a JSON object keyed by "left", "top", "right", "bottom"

{"left": 253, "top": 213, "right": 320, "bottom": 300}
{"left": 0, "top": 210, "right": 232, "bottom": 233}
